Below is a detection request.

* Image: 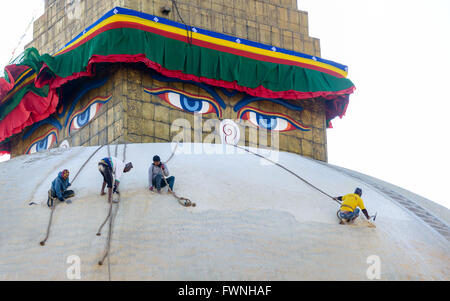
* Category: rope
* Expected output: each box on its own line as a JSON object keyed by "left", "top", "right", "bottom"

{"left": 160, "top": 143, "right": 195, "bottom": 207}
{"left": 96, "top": 142, "right": 124, "bottom": 236}
{"left": 229, "top": 144, "right": 377, "bottom": 224}
{"left": 97, "top": 142, "right": 128, "bottom": 281}
{"left": 163, "top": 176, "right": 195, "bottom": 207}
{"left": 164, "top": 142, "right": 179, "bottom": 164}
{"left": 230, "top": 143, "right": 341, "bottom": 205}
{"left": 71, "top": 145, "right": 106, "bottom": 183}
{"left": 96, "top": 202, "right": 112, "bottom": 236}
{"left": 40, "top": 144, "right": 106, "bottom": 246}
{"left": 171, "top": 0, "right": 193, "bottom": 45}
{"left": 39, "top": 204, "right": 55, "bottom": 246}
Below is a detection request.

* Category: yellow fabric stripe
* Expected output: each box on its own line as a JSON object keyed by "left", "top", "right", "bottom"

{"left": 56, "top": 14, "right": 347, "bottom": 78}
{"left": 0, "top": 74, "right": 37, "bottom": 104}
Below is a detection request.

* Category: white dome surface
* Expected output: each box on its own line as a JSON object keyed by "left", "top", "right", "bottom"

{"left": 0, "top": 143, "right": 448, "bottom": 280}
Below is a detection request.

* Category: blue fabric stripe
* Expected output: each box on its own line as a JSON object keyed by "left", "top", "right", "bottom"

{"left": 59, "top": 7, "right": 348, "bottom": 73}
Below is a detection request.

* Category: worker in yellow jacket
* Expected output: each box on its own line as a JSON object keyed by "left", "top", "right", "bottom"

{"left": 334, "top": 188, "right": 371, "bottom": 224}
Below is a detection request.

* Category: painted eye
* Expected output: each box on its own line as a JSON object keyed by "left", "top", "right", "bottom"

{"left": 161, "top": 92, "right": 217, "bottom": 115}
{"left": 69, "top": 102, "right": 103, "bottom": 134}
{"left": 244, "top": 111, "right": 295, "bottom": 131}
{"left": 27, "top": 132, "right": 57, "bottom": 154}
{"left": 238, "top": 107, "right": 310, "bottom": 132}
{"left": 65, "top": 95, "right": 111, "bottom": 136}
{"left": 145, "top": 88, "right": 222, "bottom": 117}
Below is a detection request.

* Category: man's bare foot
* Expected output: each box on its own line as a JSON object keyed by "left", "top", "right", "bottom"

{"left": 101, "top": 191, "right": 106, "bottom": 196}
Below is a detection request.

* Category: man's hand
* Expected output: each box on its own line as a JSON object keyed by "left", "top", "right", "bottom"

{"left": 362, "top": 209, "right": 370, "bottom": 220}
{"left": 161, "top": 164, "right": 165, "bottom": 170}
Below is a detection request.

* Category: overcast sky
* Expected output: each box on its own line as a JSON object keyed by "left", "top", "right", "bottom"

{"left": 299, "top": 0, "right": 450, "bottom": 209}
{"left": 0, "top": 0, "right": 449, "bottom": 208}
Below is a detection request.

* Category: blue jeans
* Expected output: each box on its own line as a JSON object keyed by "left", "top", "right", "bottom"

{"left": 152, "top": 174, "right": 175, "bottom": 191}
{"left": 339, "top": 208, "right": 360, "bottom": 221}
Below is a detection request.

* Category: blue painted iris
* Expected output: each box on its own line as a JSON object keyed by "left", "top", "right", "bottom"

{"left": 75, "top": 109, "right": 91, "bottom": 127}
{"left": 238, "top": 107, "right": 310, "bottom": 132}
{"left": 180, "top": 96, "right": 203, "bottom": 113}
{"left": 26, "top": 131, "right": 58, "bottom": 154}
{"left": 68, "top": 98, "right": 109, "bottom": 135}
{"left": 146, "top": 88, "right": 221, "bottom": 117}
{"left": 256, "top": 113, "right": 278, "bottom": 130}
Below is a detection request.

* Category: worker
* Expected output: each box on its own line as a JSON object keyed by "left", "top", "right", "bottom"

{"left": 98, "top": 156, "right": 133, "bottom": 203}
{"left": 148, "top": 155, "right": 175, "bottom": 193}
{"left": 334, "top": 188, "right": 371, "bottom": 224}
{"left": 47, "top": 169, "right": 74, "bottom": 207}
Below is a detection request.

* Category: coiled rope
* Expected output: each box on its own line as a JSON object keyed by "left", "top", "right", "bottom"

{"left": 40, "top": 144, "right": 106, "bottom": 246}
{"left": 161, "top": 143, "right": 196, "bottom": 207}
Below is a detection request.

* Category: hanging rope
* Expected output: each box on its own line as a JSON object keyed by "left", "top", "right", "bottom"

{"left": 97, "top": 142, "right": 128, "bottom": 281}
{"left": 171, "top": 0, "right": 193, "bottom": 45}
{"left": 96, "top": 202, "right": 112, "bottom": 236}
{"left": 40, "top": 144, "right": 106, "bottom": 246}
{"left": 96, "top": 142, "right": 126, "bottom": 236}
{"left": 229, "top": 144, "right": 378, "bottom": 226}
{"left": 230, "top": 143, "right": 341, "bottom": 205}
{"left": 39, "top": 203, "right": 56, "bottom": 246}
{"left": 164, "top": 142, "right": 179, "bottom": 164}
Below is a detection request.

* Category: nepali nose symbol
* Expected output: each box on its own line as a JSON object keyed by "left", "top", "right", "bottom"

{"left": 220, "top": 119, "right": 240, "bottom": 146}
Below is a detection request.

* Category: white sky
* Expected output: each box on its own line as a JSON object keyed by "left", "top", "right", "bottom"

{"left": 299, "top": 0, "right": 450, "bottom": 208}
{"left": 0, "top": 0, "right": 449, "bottom": 208}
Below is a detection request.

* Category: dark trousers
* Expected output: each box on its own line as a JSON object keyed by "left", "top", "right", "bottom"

{"left": 98, "top": 163, "right": 113, "bottom": 188}
{"left": 152, "top": 175, "right": 175, "bottom": 191}
{"left": 48, "top": 189, "right": 75, "bottom": 207}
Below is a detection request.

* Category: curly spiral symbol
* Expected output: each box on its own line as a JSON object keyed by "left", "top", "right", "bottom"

{"left": 59, "top": 140, "right": 70, "bottom": 149}
{"left": 220, "top": 119, "right": 240, "bottom": 145}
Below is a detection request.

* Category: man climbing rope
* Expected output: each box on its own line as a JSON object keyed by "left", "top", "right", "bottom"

{"left": 47, "top": 169, "right": 74, "bottom": 207}
{"left": 334, "top": 188, "right": 371, "bottom": 224}
{"left": 98, "top": 156, "right": 133, "bottom": 203}
{"left": 148, "top": 155, "right": 175, "bottom": 193}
